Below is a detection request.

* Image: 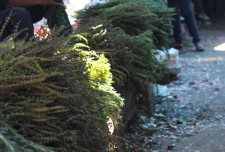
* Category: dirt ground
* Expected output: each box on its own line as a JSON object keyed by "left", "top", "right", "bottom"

{"left": 123, "top": 19, "right": 225, "bottom": 152}
{"left": 170, "top": 19, "right": 225, "bottom": 152}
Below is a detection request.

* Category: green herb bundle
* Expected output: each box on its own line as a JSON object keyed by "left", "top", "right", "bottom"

{"left": 73, "top": 0, "right": 174, "bottom": 92}
{"left": 46, "top": 4, "right": 68, "bottom": 29}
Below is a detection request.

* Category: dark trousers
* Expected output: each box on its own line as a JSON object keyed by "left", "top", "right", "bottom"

{"left": 0, "top": 6, "right": 71, "bottom": 42}
{"left": 192, "top": 0, "right": 204, "bottom": 14}
{"left": 167, "top": 0, "right": 201, "bottom": 44}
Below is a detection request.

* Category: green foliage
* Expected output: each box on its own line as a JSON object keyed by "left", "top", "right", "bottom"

{"left": 67, "top": 32, "right": 124, "bottom": 129}
{"left": 46, "top": 3, "right": 72, "bottom": 37}
{"left": 78, "top": 0, "right": 173, "bottom": 47}
{"left": 0, "top": 0, "right": 173, "bottom": 151}
{"left": 46, "top": 5, "right": 68, "bottom": 29}
{"left": 87, "top": 53, "right": 113, "bottom": 85}
{"left": 75, "top": 0, "right": 173, "bottom": 92}
{"left": 79, "top": 50, "right": 124, "bottom": 128}
{"left": 0, "top": 31, "right": 120, "bottom": 152}
{"left": 0, "top": 120, "right": 53, "bottom": 152}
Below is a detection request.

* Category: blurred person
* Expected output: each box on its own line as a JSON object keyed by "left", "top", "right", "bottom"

{"left": 0, "top": 0, "right": 72, "bottom": 42}
{"left": 192, "top": 0, "right": 210, "bottom": 21}
{"left": 167, "top": 0, "right": 204, "bottom": 51}
{"left": 204, "top": 0, "right": 214, "bottom": 17}
{"left": 203, "top": 0, "right": 225, "bottom": 17}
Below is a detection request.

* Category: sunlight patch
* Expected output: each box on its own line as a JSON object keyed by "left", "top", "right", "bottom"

{"left": 214, "top": 42, "right": 225, "bottom": 51}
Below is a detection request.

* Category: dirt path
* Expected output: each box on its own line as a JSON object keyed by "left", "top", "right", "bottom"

{"left": 170, "top": 20, "right": 225, "bottom": 152}
{"left": 123, "top": 20, "right": 225, "bottom": 152}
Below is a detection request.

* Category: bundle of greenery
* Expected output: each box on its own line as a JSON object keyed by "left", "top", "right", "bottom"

{"left": 73, "top": 0, "right": 174, "bottom": 92}
{"left": 0, "top": 120, "right": 53, "bottom": 152}
{"left": 46, "top": 5, "right": 68, "bottom": 29}
{"left": 0, "top": 29, "right": 123, "bottom": 152}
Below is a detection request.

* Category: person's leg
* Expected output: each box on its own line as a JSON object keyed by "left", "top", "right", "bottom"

{"left": 26, "top": 5, "right": 47, "bottom": 23}
{"left": 192, "top": 0, "right": 204, "bottom": 14}
{"left": 179, "top": 0, "right": 200, "bottom": 44}
{"left": 193, "top": 0, "right": 210, "bottom": 21}
{"left": 207, "top": 0, "right": 215, "bottom": 17}
{"left": 167, "top": 0, "right": 183, "bottom": 44}
{"left": 0, "top": 7, "right": 34, "bottom": 42}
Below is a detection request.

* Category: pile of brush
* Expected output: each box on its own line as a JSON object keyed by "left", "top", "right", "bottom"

{"left": 0, "top": 31, "right": 120, "bottom": 151}
{"left": 75, "top": 0, "right": 174, "bottom": 92}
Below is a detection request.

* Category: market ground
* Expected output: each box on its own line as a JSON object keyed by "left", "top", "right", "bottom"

{"left": 169, "top": 19, "right": 225, "bottom": 152}
{"left": 123, "top": 19, "right": 225, "bottom": 152}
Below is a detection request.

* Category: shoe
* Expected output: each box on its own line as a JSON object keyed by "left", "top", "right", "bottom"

{"left": 198, "top": 14, "right": 210, "bottom": 21}
{"left": 180, "top": 16, "right": 185, "bottom": 22}
{"left": 195, "top": 42, "right": 204, "bottom": 52}
{"left": 172, "top": 43, "right": 184, "bottom": 50}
